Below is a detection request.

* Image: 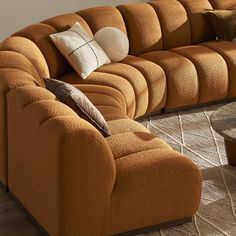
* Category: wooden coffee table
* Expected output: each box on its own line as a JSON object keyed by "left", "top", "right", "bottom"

{"left": 211, "top": 102, "right": 236, "bottom": 166}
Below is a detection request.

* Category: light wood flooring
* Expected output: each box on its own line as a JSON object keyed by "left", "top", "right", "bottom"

{"left": 0, "top": 185, "right": 42, "bottom": 236}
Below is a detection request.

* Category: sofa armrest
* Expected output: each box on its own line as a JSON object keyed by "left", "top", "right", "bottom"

{"left": 0, "top": 49, "right": 46, "bottom": 185}
{"left": 7, "top": 86, "right": 116, "bottom": 236}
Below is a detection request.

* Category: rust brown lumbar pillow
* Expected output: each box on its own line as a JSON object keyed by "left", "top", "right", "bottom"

{"left": 205, "top": 9, "right": 236, "bottom": 41}
{"left": 44, "top": 78, "right": 111, "bottom": 137}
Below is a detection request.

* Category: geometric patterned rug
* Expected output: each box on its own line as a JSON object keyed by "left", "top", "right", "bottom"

{"left": 140, "top": 103, "right": 236, "bottom": 236}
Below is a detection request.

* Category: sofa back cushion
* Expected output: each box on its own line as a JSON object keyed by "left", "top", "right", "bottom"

{"left": 179, "top": 0, "right": 216, "bottom": 43}
{"left": 150, "top": 0, "right": 191, "bottom": 49}
{"left": 13, "top": 23, "right": 71, "bottom": 79}
{"left": 117, "top": 3, "right": 162, "bottom": 55}
{"left": 42, "top": 13, "right": 93, "bottom": 36}
{"left": 77, "top": 6, "right": 127, "bottom": 35}
{"left": 209, "top": 0, "right": 236, "bottom": 9}
{"left": 9, "top": 0, "right": 226, "bottom": 79}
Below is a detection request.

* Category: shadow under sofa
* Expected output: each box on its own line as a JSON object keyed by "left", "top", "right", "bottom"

{"left": 1, "top": 0, "right": 236, "bottom": 235}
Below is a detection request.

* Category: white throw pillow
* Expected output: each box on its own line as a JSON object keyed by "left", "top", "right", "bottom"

{"left": 50, "top": 22, "right": 111, "bottom": 79}
{"left": 94, "top": 27, "right": 129, "bottom": 62}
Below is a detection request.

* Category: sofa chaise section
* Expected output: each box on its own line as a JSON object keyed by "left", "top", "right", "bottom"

{"left": 7, "top": 84, "right": 201, "bottom": 235}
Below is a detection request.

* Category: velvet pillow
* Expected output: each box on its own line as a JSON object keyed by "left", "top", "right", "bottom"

{"left": 44, "top": 78, "right": 111, "bottom": 137}
{"left": 205, "top": 9, "right": 236, "bottom": 41}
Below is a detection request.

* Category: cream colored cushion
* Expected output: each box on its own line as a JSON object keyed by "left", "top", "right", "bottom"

{"left": 50, "top": 22, "right": 111, "bottom": 79}
{"left": 94, "top": 27, "right": 129, "bottom": 62}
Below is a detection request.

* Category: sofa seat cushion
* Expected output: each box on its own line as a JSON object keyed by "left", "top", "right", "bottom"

{"left": 58, "top": 77, "right": 128, "bottom": 121}
{"left": 106, "top": 131, "right": 170, "bottom": 160}
{"left": 107, "top": 119, "right": 149, "bottom": 135}
{"left": 122, "top": 55, "right": 166, "bottom": 114}
{"left": 171, "top": 45, "right": 228, "bottom": 104}
{"left": 60, "top": 71, "right": 136, "bottom": 118}
{"left": 109, "top": 149, "right": 201, "bottom": 235}
{"left": 140, "top": 50, "right": 199, "bottom": 110}
{"left": 96, "top": 62, "right": 148, "bottom": 118}
{"left": 96, "top": 106, "right": 128, "bottom": 121}
{"left": 202, "top": 41, "right": 236, "bottom": 98}
{"left": 77, "top": 85, "right": 125, "bottom": 113}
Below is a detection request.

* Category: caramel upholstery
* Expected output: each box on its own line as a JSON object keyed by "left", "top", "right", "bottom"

{"left": 42, "top": 13, "right": 92, "bottom": 35}
{"left": 111, "top": 149, "right": 201, "bottom": 235}
{"left": 77, "top": 6, "right": 127, "bottom": 35}
{"left": 171, "top": 45, "right": 228, "bottom": 104}
{"left": 117, "top": 3, "right": 163, "bottom": 55}
{"left": 149, "top": 0, "right": 191, "bottom": 49}
{"left": 4, "top": 0, "right": 236, "bottom": 235}
{"left": 106, "top": 132, "right": 171, "bottom": 159}
{"left": 122, "top": 55, "right": 167, "bottom": 113}
{"left": 141, "top": 51, "right": 199, "bottom": 109}
{"left": 202, "top": 41, "right": 236, "bottom": 98}
{"left": 61, "top": 72, "right": 136, "bottom": 118}
{"left": 0, "top": 49, "right": 46, "bottom": 186}
{"left": 107, "top": 119, "right": 149, "bottom": 135}
{"left": 209, "top": 0, "right": 236, "bottom": 9}
{"left": 178, "top": 0, "right": 215, "bottom": 43}
{"left": 7, "top": 86, "right": 116, "bottom": 235}
{"left": 0, "top": 36, "right": 49, "bottom": 79}
{"left": 13, "top": 23, "right": 71, "bottom": 78}
{"left": 96, "top": 63, "right": 148, "bottom": 118}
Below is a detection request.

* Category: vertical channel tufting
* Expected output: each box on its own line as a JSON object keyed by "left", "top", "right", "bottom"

{"left": 42, "top": 13, "right": 93, "bottom": 36}
{"left": 178, "top": 0, "right": 216, "bottom": 43}
{"left": 77, "top": 6, "right": 127, "bottom": 35}
{"left": 12, "top": 23, "right": 71, "bottom": 79}
{"left": 208, "top": 0, "right": 236, "bottom": 9}
{"left": 149, "top": 0, "right": 191, "bottom": 49}
{"left": 0, "top": 36, "right": 49, "bottom": 80}
{"left": 117, "top": 3, "right": 163, "bottom": 55}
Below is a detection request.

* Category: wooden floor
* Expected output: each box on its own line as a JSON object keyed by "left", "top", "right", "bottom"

{"left": 0, "top": 185, "right": 42, "bottom": 236}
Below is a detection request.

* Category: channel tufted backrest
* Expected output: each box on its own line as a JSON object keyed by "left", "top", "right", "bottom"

{"left": 6, "top": 0, "right": 221, "bottom": 78}
{"left": 0, "top": 36, "right": 49, "bottom": 80}
{"left": 77, "top": 6, "right": 127, "bottom": 35}
{"left": 178, "top": 0, "right": 215, "bottom": 43}
{"left": 12, "top": 23, "right": 70, "bottom": 79}
{"left": 209, "top": 0, "right": 236, "bottom": 9}
{"left": 117, "top": 3, "right": 163, "bottom": 55}
{"left": 149, "top": 0, "right": 191, "bottom": 49}
{"left": 12, "top": 14, "right": 92, "bottom": 79}
{"left": 42, "top": 13, "right": 92, "bottom": 35}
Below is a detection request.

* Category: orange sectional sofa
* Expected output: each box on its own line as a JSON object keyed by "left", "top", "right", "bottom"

{"left": 0, "top": 0, "right": 235, "bottom": 235}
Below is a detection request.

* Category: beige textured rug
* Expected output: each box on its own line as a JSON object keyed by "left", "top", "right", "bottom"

{"left": 140, "top": 103, "right": 236, "bottom": 236}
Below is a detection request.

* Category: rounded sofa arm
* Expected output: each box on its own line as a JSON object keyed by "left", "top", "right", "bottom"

{"left": 0, "top": 50, "right": 46, "bottom": 186}
{"left": 7, "top": 86, "right": 116, "bottom": 236}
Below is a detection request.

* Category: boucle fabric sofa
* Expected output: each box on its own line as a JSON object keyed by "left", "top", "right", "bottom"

{"left": 1, "top": 0, "right": 236, "bottom": 235}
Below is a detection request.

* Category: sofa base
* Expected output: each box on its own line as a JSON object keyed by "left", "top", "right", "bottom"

{"left": 114, "top": 217, "right": 192, "bottom": 236}
{"left": 0, "top": 180, "right": 8, "bottom": 192}
{"left": 9, "top": 190, "right": 192, "bottom": 236}
{"left": 136, "top": 98, "right": 236, "bottom": 122}
{"left": 165, "top": 97, "right": 236, "bottom": 113}
{"left": 9, "top": 191, "right": 49, "bottom": 236}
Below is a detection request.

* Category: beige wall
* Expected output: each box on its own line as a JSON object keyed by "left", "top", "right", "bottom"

{"left": 0, "top": 0, "right": 145, "bottom": 41}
